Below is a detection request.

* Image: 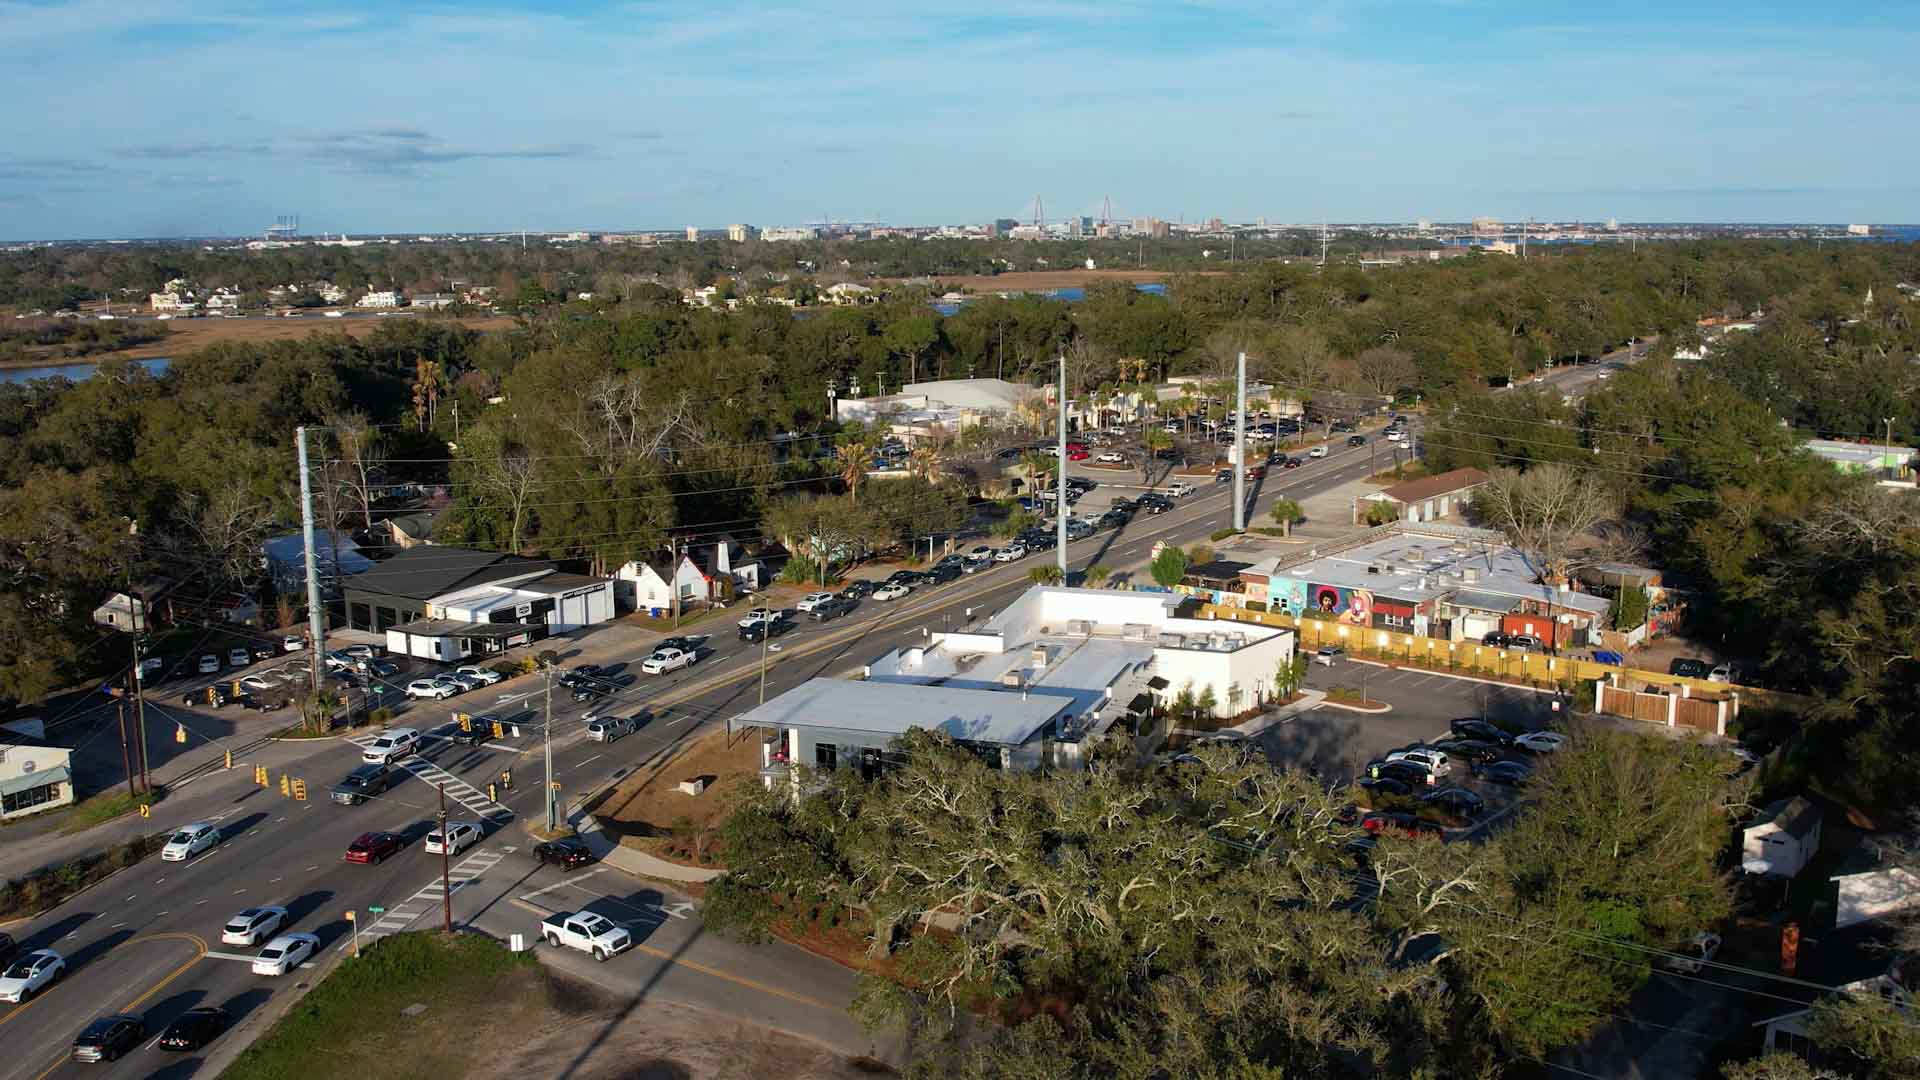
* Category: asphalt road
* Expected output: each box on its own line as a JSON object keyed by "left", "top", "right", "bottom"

{"left": 0, "top": 422, "right": 1412, "bottom": 1076}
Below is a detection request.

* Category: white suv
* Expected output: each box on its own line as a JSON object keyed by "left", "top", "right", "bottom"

{"left": 795, "top": 592, "right": 835, "bottom": 613}
{"left": 361, "top": 727, "right": 421, "bottom": 764}
{"left": 161, "top": 822, "right": 221, "bottom": 862}
{"left": 405, "top": 678, "right": 457, "bottom": 700}
{"left": 1386, "top": 747, "right": 1452, "bottom": 778}
{"left": 1166, "top": 482, "right": 1195, "bottom": 498}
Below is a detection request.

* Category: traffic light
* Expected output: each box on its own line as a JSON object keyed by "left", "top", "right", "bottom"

{"left": 279, "top": 773, "right": 290, "bottom": 797}
{"left": 490, "top": 720, "right": 504, "bottom": 739}
{"left": 291, "top": 779, "right": 307, "bottom": 801}
{"left": 174, "top": 724, "right": 187, "bottom": 744}
{"left": 457, "top": 713, "right": 472, "bottom": 732}
{"left": 254, "top": 765, "right": 269, "bottom": 787}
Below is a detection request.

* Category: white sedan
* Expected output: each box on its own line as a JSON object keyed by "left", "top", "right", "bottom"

{"left": 454, "top": 665, "right": 502, "bottom": 686}
{"left": 162, "top": 822, "right": 221, "bottom": 862}
{"left": 993, "top": 545, "right": 1027, "bottom": 563}
{"left": 281, "top": 635, "right": 305, "bottom": 652}
{"left": 873, "top": 584, "right": 911, "bottom": 601}
{"left": 794, "top": 592, "right": 835, "bottom": 613}
{"left": 640, "top": 648, "right": 696, "bottom": 675}
{"left": 1515, "top": 731, "right": 1567, "bottom": 753}
{"left": 1308, "top": 445, "right": 1328, "bottom": 459}
{"left": 405, "top": 678, "right": 458, "bottom": 700}
{"left": 252, "top": 932, "right": 320, "bottom": 976}
{"left": 197, "top": 654, "right": 220, "bottom": 675}
{"left": 1095, "top": 451, "right": 1126, "bottom": 464}
{"left": 239, "top": 674, "right": 283, "bottom": 694}
{"left": 425, "top": 821, "right": 482, "bottom": 856}
{"left": 0, "top": 949, "right": 64, "bottom": 1002}
{"left": 222, "top": 906, "right": 288, "bottom": 947}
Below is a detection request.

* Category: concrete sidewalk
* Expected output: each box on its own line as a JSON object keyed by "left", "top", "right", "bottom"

{"left": 1173, "top": 688, "right": 1327, "bottom": 740}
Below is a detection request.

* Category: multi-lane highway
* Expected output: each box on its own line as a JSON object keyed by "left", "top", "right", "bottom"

{"left": 0, "top": 424, "right": 1409, "bottom": 1077}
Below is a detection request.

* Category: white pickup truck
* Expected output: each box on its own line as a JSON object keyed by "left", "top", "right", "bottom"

{"left": 540, "top": 911, "right": 632, "bottom": 962}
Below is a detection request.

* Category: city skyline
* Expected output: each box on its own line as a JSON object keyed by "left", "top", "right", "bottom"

{"left": 1, "top": 2, "right": 1916, "bottom": 241}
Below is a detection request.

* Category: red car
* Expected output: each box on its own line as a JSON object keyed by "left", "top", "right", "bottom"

{"left": 1067, "top": 448, "right": 1091, "bottom": 461}
{"left": 344, "top": 831, "right": 404, "bottom": 864}
{"left": 1359, "top": 812, "right": 1444, "bottom": 841}
{"left": 1244, "top": 464, "right": 1267, "bottom": 480}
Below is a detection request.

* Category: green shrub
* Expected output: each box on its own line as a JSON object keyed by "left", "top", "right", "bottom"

{"left": 1209, "top": 528, "right": 1240, "bottom": 542}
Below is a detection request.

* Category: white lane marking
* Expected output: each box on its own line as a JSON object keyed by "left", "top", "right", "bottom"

{"left": 576, "top": 754, "right": 602, "bottom": 767}
{"left": 517, "top": 866, "right": 610, "bottom": 901}
{"left": 233, "top": 889, "right": 247, "bottom": 894}
{"left": 203, "top": 950, "right": 256, "bottom": 963}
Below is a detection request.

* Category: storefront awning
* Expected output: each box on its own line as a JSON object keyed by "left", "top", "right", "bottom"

{"left": 0, "top": 765, "right": 69, "bottom": 797}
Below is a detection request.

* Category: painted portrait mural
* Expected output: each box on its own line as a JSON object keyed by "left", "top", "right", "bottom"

{"left": 1310, "top": 583, "right": 1375, "bottom": 626}
{"left": 1268, "top": 578, "right": 1310, "bottom": 617}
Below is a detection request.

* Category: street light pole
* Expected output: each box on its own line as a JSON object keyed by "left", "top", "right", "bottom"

{"left": 438, "top": 783, "right": 451, "bottom": 932}
{"left": 543, "top": 663, "right": 556, "bottom": 832}
{"left": 759, "top": 618, "right": 771, "bottom": 704}
{"left": 1056, "top": 354, "right": 1068, "bottom": 577}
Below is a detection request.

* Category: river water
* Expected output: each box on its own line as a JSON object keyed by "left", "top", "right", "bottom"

{"left": 0, "top": 356, "right": 171, "bottom": 385}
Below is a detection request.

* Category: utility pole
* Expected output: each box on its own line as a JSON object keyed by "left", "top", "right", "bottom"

{"left": 121, "top": 520, "right": 150, "bottom": 794}
{"left": 669, "top": 537, "right": 681, "bottom": 628}
{"left": 543, "top": 662, "right": 557, "bottom": 832}
{"left": 1887, "top": 417, "right": 1897, "bottom": 483}
{"left": 296, "top": 427, "right": 326, "bottom": 701}
{"left": 438, "top": 783, "right": 451, "bottom": 932}
{"left": 1233, "top": 351, "right": 1247, "bottom": 531}
{"left": 116, "top": 699, "right": 135, "bottom": 798}
{"left": 758, "top": 617, "right": 772, "bottom": 704}
{"left": 1056, "top": 354, "right": 1068, "bottom": 577}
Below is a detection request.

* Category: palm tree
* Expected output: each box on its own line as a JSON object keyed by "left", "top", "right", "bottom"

{"left": 1177, "top": 391, "right": 1198, "bottom": 435}
{"left": 909, "top": 444, "right": 943, "bottom": 484}
{"left": 1083, "top": 564, "right": 1112, "bottom": 588}
{"left": 836, "top": 440, "right": 873, "bottom": 504}
{"left": 1142, "top": 428, "right": 1173, "bottom": 484}
{"left": 1269, "top": 498, "right": 1303, "bottom": 537}
{"left": 1028, "top": 564, "right": 1064, "bottom": 586}
{"left": 1020, "top": 449, "right": 1057, "bottom": 496}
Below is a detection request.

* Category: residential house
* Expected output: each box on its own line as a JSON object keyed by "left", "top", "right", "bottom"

{"left": 204, "top": 288, "right": 241, "bottom": 313}
{"left": 1356, "top": 467, "right": 1489, "bottom": 525}
{"left": 356, "top": 290, "right": 403, "bottom": 308}
{"left": 411, "top": 293, "right": 458, "bottom": 309}
{"left": 824, "top": 282, "right": 874, "bottom": 305}
{"left": 612, "top": 536, "right": 765, "bottom": 615}
{"left": 91, "top": 578, "right": 175, "bottom": 633}
{"left": 1741, "top": 796, "right": 1824, "bottom": 878}
{"left": 261, "top": 530, "right": 375, "bottom": 598}
{"left": 0, "top": 738, "right": 74, "bottom": 820}
{"left": 384, "top": 507, "right": 444, "bottom": 550}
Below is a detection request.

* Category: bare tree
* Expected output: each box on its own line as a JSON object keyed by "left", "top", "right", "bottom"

{"left": 1347, "top": 345, "right": 1417, "bottom": 400}
{"left": 329, "top": 412, "right": 383, "bottom": 536}
{"left": 1477, "top": 465, "right": 1635, "bottom": 649}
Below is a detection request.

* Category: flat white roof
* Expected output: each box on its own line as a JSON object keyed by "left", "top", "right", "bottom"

{"left": 733, "top": 677, "right": 1072, "bottom": 747}
{"left": 1272, "top": 529, "right": 1611, "bottom": 616}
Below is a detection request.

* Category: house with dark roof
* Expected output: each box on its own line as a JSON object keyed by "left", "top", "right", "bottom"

{"left": 1357, "top": 467, "right": 1489, "bottom": 525}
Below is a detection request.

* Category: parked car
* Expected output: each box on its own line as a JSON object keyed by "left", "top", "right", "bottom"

{"left": 1506, "top": 634, "right": 1543, "bottom": 651}
{"left": 221, "top": 905, "right": 288, "bottom": 946}
{"left": 251, "top": 932, "right": 320, "bottom": 976}
{"left": 924, "top": 561, "right": 962, "bottom": 584}
{"left": 1430, "top": 738, "right": 1505, "bottom": 764}
{"left": 808, "top": 596, "right": 856, "bottom": 621}
{"left": 404, "top": 678, "right": 457, "bottom": 700}
{"left": 1480, "top": 631, "right": 1512, "bottom": 647}
{"left": 454, "top": 664, "right": 502, "bottom": 686}
{"left": 1357, "top": 777, "right": 1413, "bottom": 801}
{"left": 197, "top": 654, "right": 220, "bottom": 675}
{"left": 1448, "top": 718, "right": 1515, "bottom": 745}
{"left": 344, "top": 831, "right": 404, "bottom": 864}
{"left": 331, "top": 764, "right": 394, "bottom": 805}
{"left": 1314, "top": 646, "right": 1345, "bottom": 666}
{"left": 1668, "top": 657, "right": 1712, "bottom": 679}
{"left": 361, "top": 727, "right": 421, "bottom": 764}
{"left": 795, "top": 591, "right": 836, "bottom": 613}
{"left": 1366, "top": 760, "right": 1433, "bottom": 788}
{"left": 1514, "top": 731, "right": 1568, "bottom": 754}
{"left": 425, "top": 820, "right": 482, "bottom": 855}
{"left": 446, "top": 670, "right": 490, "bottom": 691}
{"left": 73, "top": 1014, "right": 146, "bottom": 1062}
{"left": 1360, "top": 812, "right": 1444, "bottom": 840}
{"left": 1708, "top": 663, "right": 1734, "bottom": 683}
{"left": 0, "top": 949, "right": 64, "bottom": 1002}
{"left": 993, "top": 544, "right": 1027, "bottom": 562}
{"left": 585, "top": 714, "right": 637, "bottom": 743}
{"left": 874, "top": 583, "right": 911, "bottom": 601}
{"left": 964, "top": 545, "right": 994, "bottom": 565}
{"left": 535, "top": 837, "right": 597, "bottom": 871}
{"left": 227, "top": 647, "right": 251, "bottom": 667}
{"left": 1471, "top": 760, "right": 1533, "bottom": 786}
{"left": 239, "top": 674, "right": 283, "bottom": 694}
{"left": 1386, "top": 747, "right": 1453, "bottom": 777}
{"left": 162, "top": 821, "right": 221, "bottom": 862}
{"left": 158, "top": 1006, "right": 232, "bottom": 1052}
{"left": 1421, "top": 787, "right": 1486, "bottom": 820}
{"left": 640, "top": 647, "right": 697, "bottom": 674}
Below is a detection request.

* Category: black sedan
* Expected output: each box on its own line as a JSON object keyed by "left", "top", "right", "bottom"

{"left": 1430, "top": 738, "right": 1506, "bottom": 764}
{"left": 1365, "top": 760, "right": 1432, "bottom": 788}
{"left": 738, "top": 617, "right": 794, "bottom": 642}
{"left": 1472, "top": 760, "right": 1534, "bottom": 786}
{"left": 535, "top": 837, "right": 598, "bottom": 871}
{"left": 839, "top": 580, "right": 874, "bottom": 599}
{"left": 656, "top": 636, "right": 699, "bottom": 655}
{"left": 158, "top": 1006, "right": 232, "bottom": 1052}
{"left": 73, "top": 1015, "right": 146, "bottom": 1063}
{"left": 1448, "top": 718, "right": 1515, "bottom": 746}
{"left": 1421, "top": 787, "right": 1486, "bottom": 820}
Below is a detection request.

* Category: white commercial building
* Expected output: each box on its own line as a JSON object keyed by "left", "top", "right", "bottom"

{"left": 0, "top": 741, "right": 74, "bottom": 820}
{"left": 835, "top": 377, "right": 1040, "bottom": 437}
{"left": 356, "top": 290, "right": 403, "bottom": 308}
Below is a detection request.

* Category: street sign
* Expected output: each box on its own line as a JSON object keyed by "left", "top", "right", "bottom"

{"left": 369, "top": 905, "right": 386, "bottom": 915}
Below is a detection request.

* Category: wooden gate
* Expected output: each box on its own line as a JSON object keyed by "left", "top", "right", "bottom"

{"left": 1675, "top": 697, "right": 1719, "bottom": 733}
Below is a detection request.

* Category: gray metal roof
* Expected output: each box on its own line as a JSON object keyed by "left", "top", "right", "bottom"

{"left": 734, "top": 677, "right": 1072, "bottom": 747}
{"left": 346, "top": 546, "right": 550, "bottom": 601}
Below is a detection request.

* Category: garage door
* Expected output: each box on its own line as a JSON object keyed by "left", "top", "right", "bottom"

{"left": 1462, "top": 615, "right": 1499, "bottom": 640}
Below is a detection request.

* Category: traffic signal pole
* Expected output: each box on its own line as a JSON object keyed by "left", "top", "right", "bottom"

{"left": 438, "top": 783, "right": 452, "bottom": 933}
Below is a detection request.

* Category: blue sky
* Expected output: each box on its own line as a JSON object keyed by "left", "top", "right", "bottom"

{"left": 1, "top": 1, "right": 1915, "bottom": 239}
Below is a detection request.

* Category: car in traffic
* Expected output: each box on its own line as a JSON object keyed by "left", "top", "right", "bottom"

{"left": 72, "top": 1014, "right": 146, "bottom": 1062}
{"left": 221, "top": 905, "right": 288, "bottom": 946}
{"left": 281, "top": 634, "right": 305, "bottom": 652}
{"left": 738, "top": 616, "right": 794, "bottom": 642}
{"left": 993, "top": 543, "right": 1027, "bottom": 562}
{"left": 1137, "top": 493, "right": 1173, "bottom": 514}
{"left": 404, "top": 677, "right": 458, "bottom": 700}
{"left": 454, "top": 664, "right": 504, "bottom": 686}
{"left": 1166, "top": 482, "right": 1195, "bottom": 498}
{"left": 1471, "top": 760, "right": 1533, "bottom": 786}
{"left": 161, "top": 822, "right": 221, "bottom": 862}
{"left": 0, "top": 949, "right": 64, "bottom": 1002}
{"left": 873, "top": 583, "right": 911, "bottom": 601}
{"left": 655, "top": 635, "right": 700, "bottom": 654}
{"left": 923, "top": 560, "right": 962, "bottom": 584}
{"left": 535, "top": 837, "right": 597, "bottom": 871}
{"left": 964, "top": 544, "right": 994, "bottom": 566}
{"left": 557, "top": 663, "right": 609, "bottom": 688}
{"left": 640, "top": 647, "right": 697, "bottom": 674}
{"left": 1095, "top": 451, "right": 1126, "bottom": 464}
{"left": 795, "top": 591, "right": 836, "bottom": 613}
{"left": 807, "top": 596, "right": 856, "bottom": 621}
{"left": 343, "top": 831, "right": 405, "bottom": 864}
{"left": 1098, "top": 508, "right": 1132, "bottom": 530}
{"left": 1514, "top": 731, "right": 1568, "bottom": 754}
{"left": 585, "top": 714, "right": 637, "bottom": 742}
{"left": 251, "top": 932, "right": 320, "bottom": 976}
{"left": 361, "top": 727, "right": 421, "bottom": 764}
{"left": 425, "top": 820, "right": 482, "bottom": 855}
{"left": 1307, "top": 445, "right": 1328, "bottom": 458}
{"left": 1066, "top": 447, "right": 1090, "bottom": 461}
{"left": 158, "top": 1006, "right": 232, "bottom": 1052}
{"left": 330, "top": 764, "right": 395, "bottom": 805}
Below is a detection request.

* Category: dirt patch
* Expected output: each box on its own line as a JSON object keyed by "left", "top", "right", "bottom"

{"left": 596, "top": 729, "right": 761, "bottom": 864}
{"left": 89, "top": 314, "right": 517, "bottom": 361}
{"left": 463, "top": 974, "right": 882, "bottom": 1080}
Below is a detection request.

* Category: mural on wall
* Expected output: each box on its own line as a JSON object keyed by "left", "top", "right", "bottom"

{"left": 1310, "top": 583, "right": 1375, "bottom": 626}
{"left": 1269, "top": 578, "right": 1310, "bottom": 617}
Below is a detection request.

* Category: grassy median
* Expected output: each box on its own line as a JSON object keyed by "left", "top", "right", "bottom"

{"left": 220, "top": 932, "right": 546, "bottom": 1080}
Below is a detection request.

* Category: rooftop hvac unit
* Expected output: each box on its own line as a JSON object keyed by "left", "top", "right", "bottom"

{"left": 1382, "top": 563, "right": 1396, "bottom": 574}
{"left": 1159, "top": 633, "right": 1185, "bottom": 648}
{"left": 1031, "top": 645, "right": 1050, "bottom": 667}
{"left": 1001, "top": 670, "right": 1026, "bottom": 689}
{"left": 1122, "top": 623, "right": 1152, "bottom": 641}
{"left": 1367, "top": 565, "right": 1381, "bottom": 575}
{"left": 1068, "top": 619, "right": 1092, "bottom": 636}
{"left": 1405, "top": 547, "right": 1425, "bottom": 560}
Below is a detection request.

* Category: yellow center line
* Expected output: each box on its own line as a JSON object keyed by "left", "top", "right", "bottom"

{"left": 11, "top": 932, "right": 207, "bottom": 1080}
{"left": 626, "top": 941, "right": 841, "bottom": 1011}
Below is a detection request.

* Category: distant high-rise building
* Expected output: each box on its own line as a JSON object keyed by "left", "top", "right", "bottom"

{"left": 685, "top": 226, "right": 700, "bottom": 242}
{"left": 1847, "top": 224, "right": 1870, "bottom": 236}
{"left": 1416, "top": 219, "right": 1432, "bottom": 232}
{"left": 993, "top": 218, "right": 1020, "bottom": 234}
{"left": 727, "top": 224, "right": 754, "bottom": 242}
{"left": 1471, "top": 217, "right": 1502, "bottom": 234}
{"left": 1605, "top": 218, "right": 1620, "bottom": 231}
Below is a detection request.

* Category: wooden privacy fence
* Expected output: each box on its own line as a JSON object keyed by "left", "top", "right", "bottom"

{"left": 1194, "top": 602, "right": 1809, "bottom": 721}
